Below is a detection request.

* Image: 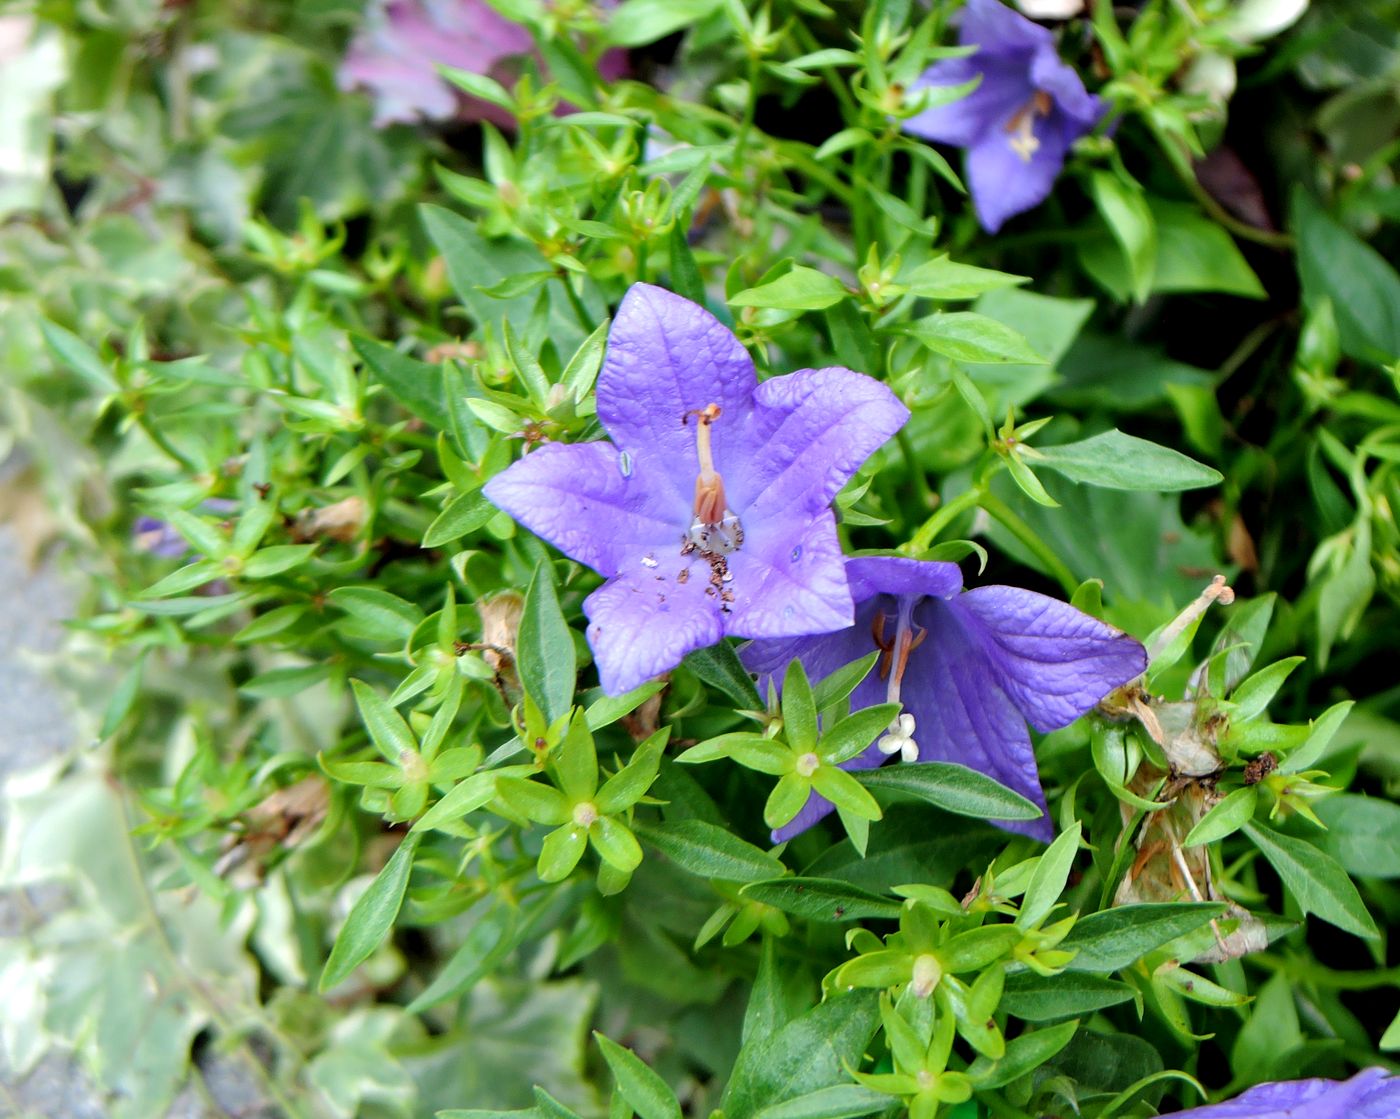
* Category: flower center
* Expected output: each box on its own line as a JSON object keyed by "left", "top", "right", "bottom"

{"left": 683, "top": 403, "right": 744, "bottom": 556}
{"left": 572, "top": 801, "right": 599, "bottom": 828}
{"left": 871, "top": 597, "right": 927, "bottom": 707}
{"left": 1005, "top": 90, "right": 1054, "bottom": 164}
{"left": 795, "top": 752, "right": 821, "bottom": 777}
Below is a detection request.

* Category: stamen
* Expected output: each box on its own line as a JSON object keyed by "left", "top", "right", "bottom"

{"left": 684, "top": 403, "right": 744, "bottom": 556}
{"left": 1005, "top": 90, "right": 1055, "bottom": 164}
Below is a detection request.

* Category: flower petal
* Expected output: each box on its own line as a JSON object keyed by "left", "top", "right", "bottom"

{"left": 731, "top": 366, "right": 909, "bottom": 521}
{"left": 484, "top": 441, "right": 680, "bottom": 577}
{"left": 725, "top": 509, "right": 853, "bottom": 639}
{"left": 845, "top": 556, "right": 963, "bottom": 604}
{"left": 965, "top": 114, "right": 1071, "bottom": 232}
{"left": 961, "top": 0, "right": 1054, "bottom": 55}
{"left": 584, "top": 556, "right": 724, "bottom": 695}
{"left": 1031, "top": 48, "right": 1102, "bottom": 126}
{"left": 901, "top": 596, "right": 1054, "bottom": 840}
{"left": 1169, "top": 1069, "right": 1400, "bottom": 1118}
{"left": 596, "top": 283, "right": 758, "bottom": 510}
{"left": 949, "top": 587, "right": 1146, "bottom": 732}
{"left": 903, "top": 57, "right": 1025, "bottom": 147}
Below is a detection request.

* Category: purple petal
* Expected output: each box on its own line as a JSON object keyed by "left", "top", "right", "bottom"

{"left": 596, "top": 284, "right": 758, "bottom": 511}
{"left": 725, "top": 509, "right": 853, "bottom": 639}
{"left": 483, "top": 441, "right": 679, "bottom": 577}
{"left": 950, "top": 587, "right": 1145, "bottom": 732}
{"left": 1031, "top": 48, "right": 1102, "bottom": 126}
{"left": 960, "top": 0, "right": 1054, "bottom": 55}
{"left": 965, "top": 116, "right": 1071, "bottom": 232}
{"left": 740, "top": 603, "right": 875, "bottom": 694}
{"left": 585, "top": 555, "right": 724, "bottom": 695}
{"left": 905, "top": 594, "right": 1054, "bottom": 839}
{"left": 134, "top": 517, "right": 190, "bottom": 560}
{"left": 845, "top": 556, "right": 962, "bottom": 604}
{"left": 1169, "top": 1069, "right": 1400, "bottom": 1118}
{"left": 903, "top": 57, "right": 1026, "bottom": 148}
{"left": 729, "top": 366, "right": 910, "bottom": 523}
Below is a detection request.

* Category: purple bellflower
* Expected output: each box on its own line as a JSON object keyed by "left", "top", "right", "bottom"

{"left": 1168, "top": 1069, "right": 1400, "bottom": 1118}
{"left": 902, "top": 0, "right": 1104, "bottom": 233}
{"left": 340, "top": 0, "right": 626, "bottom": 127}
{"left": 742, "top": 556, "right": 1146, "bottom": 842}
{"left": 484, "top": 284, "right": 909, "bottom": 696}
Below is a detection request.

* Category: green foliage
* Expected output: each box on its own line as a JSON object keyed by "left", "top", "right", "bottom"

{"left": 4, "top": 0, "right": 1400, "bottom": 1114}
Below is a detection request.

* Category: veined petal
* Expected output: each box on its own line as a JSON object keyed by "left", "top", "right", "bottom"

{"left": 740, "top": 598, "right": 877, "bottom": 687}
{"left": 903, "top": 56, "right": 1029, "bottom": 147}
{"left": 906, "top": 595, "right": 1054, "bottom": 839}
{"left": 1031, "top": 48, "right": 1102, "bottom": 126}
{"left": 596, "top": 283, "right": 758, "bottom": 510}
{"left": 1168, "top": 1069, "right": 1400, "bottom": 1118}
{"left": 731, "top": 366, "right": 909, "bottom": 521}
{"left": 846, "top": 556, "right": 963, "bottom": 605}
{"left": 965, "top": 116, "right": 1071, "bottom": 233}
{"left": 725, "top": 509, "right": 853, "bottom": 639}
{"left": 584, "top": 555, "right": 723, "bottom": 695}
{"left": 949, "top": 586, "right": 1145, "bottom": 733}
{"left": 961, "top": 0, "right": 1054, "bottom": 56}
{"left": 483, "top": 441, "right": 679, "bottom": 577}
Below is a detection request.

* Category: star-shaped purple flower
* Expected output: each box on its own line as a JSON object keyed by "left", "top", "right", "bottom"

{"left": 484, "top": 284, "right": 910, "bottom": 696}
{"left": 742, "top": 556, "right": 1146, "bottom": 842}
{"left": 1168, "top": 1069, "right": 1400, "bottom": 1118}
{"left": 902, "top": 0, "right": 1105, "bottom": 233}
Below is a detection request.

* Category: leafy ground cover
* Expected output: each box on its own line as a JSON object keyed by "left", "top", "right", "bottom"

{"left": 2, "top": 0, "right": 1400, "bottom": 1116}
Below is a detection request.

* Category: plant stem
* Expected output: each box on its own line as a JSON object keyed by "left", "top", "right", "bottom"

{"left": 902, "top": 486, "right": 984, "bottom": 555}
{"left": 978, "top": 490, "right": 1080, "bottom": 596}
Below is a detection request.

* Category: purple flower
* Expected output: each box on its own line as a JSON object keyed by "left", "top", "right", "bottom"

{"left": 484, "top": 284, "right": 909, "bottom": 696}
{"left": 1168, "top": 1069, "right": 1400, "bottom": 1118}
{"left": 339, "top": 0, "right": 626, "bottom": 127}
{"left": 742, "top": 556, "right": 1145, "bottom": 842}
{"left": 902, "top": 0, "right": 1104, "bottom": 233}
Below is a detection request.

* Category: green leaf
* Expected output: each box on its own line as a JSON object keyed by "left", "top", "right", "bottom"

{"left": 854, "top": 762, "right": 1042, "bottom": 821}
{"left": 519, "top": 566, "right": 576, "bottom": 725}
{"left": 424, "top": 490, "right": 494, "bottom": 547}
{"left": 1316, "top": 794, "right": 1400, "bottom": 878}
{"left": 1230, "top": 658, "right": 1305, "bottom": 723}
{"left": 406, "top": 903, "right": 520, "bottom": 1012}
{"left": 1060, "top": 903, "right": 1226, "bottom": 972}
{"left": 594, "top": 1034, "right": 681, "bottom": 1119}
{"left": 1294, "top": 186, "right": 1400, "bottom": 363}
{"left": 811, "top": 652, "right": 879, "bottom": 714}
{"left": 999, "top": 972, "right": 1135, "bottom": 1021}
{"left": 1034, "top": 430, "right": 1222, "bottom": 491}
{"left": 319, "top": 833, "right": 421, "bottom": 991}
{"left": 583, "top": 681, "right": 665, "bottom": 731}
{"left": 722, "top": 992, "right": 880, "bottom": 1119}
{"left": 730, "top": 266, "right": 849, "bottom": 312}
{"left": 1243, "top": 821, "right": 1379, "bottom": 939}
{"left": 900, "top": 256, "right": 1028, "bottom": 301}
{"left": 900, "top": 312, "right": 1044, "bottom": 364}
{"left": 328, "top": 587, "right": 422, "bottom": 643}
{"left": 753, "top": 1086, "right": 888, "bottom": 1119}
{"left": 589, "top": 816, "right": 642, "bottom": 873}
{"left": 607, "top": 0, "right": 724, "bottom": 45}
{"left": 810, "top": 766, "right": 882, "bottom": 821}
{"left": 635, "top": 819, "right": 786, "bottom": 883}
{"left": 1089, "top": 171, "right": 1156, "bottom": 303}
{"left": 782, "top": 659, "right": 819, "bottom": 753}
{"left": 1183, "top": 787, "right": 1258, "bottom": 847}
{"left": 765, "top": 773, "right": 814, "bottom": 829}
{"left": 1018, "top": 821, "right": 1082, "bottom": 929}
{"left": 683, "top": 641, "right": 763, "bottom": 707}
{"left": 352, "top": 335, "right": 451, "bottom": 431}
{"left": 1279, "top": 699, "right": 1353, "bottom": 774}
{"left": 538, "top": 824, "right": 589, "bottom": 882}
{"left": 350, "top": 679, "right": 419, "bottom": 763}
{"left": 968, "top": 1021, "right": 1079, "bottom": 1090}
{"left": 39, "top": 318, "right": 119, "bottom": 392}
{"left": 739, "top": 877, "right": 902, "bottom": 922}
{"left": 820, "top": 704, "right": 901, "bottom": 765}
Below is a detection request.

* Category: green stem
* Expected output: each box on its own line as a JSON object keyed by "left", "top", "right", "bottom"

{"left": 732, "top": 52, "right": 761, "bottom": 176}
{"left": 902, "top": 487, "right": 984, "bottom": 555}
{"left": 978, "top": 490, "right": 1080, "bottom": 596}
{"left": 134, "top": 410, "right": 201, "bottom": 474}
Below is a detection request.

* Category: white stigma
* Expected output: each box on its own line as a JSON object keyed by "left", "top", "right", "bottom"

{"left": 878, "top": 713, "right": 918, "bottom": 763}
